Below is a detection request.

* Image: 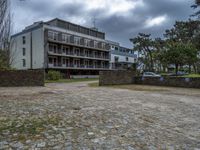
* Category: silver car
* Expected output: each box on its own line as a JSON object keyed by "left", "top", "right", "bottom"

{"left": 143, "top": 72, "right": 161, "bottom": 77}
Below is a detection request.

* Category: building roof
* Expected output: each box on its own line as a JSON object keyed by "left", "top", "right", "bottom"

{"left": 46, "top": 18, "right": 105, "bottom": 39}
{"left": 12, "top": 18, "right": 106, "bottom": 39}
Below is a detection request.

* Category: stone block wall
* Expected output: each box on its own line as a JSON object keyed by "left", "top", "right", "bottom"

{"left": 0, "top": 70, "right": 45, "bottom": 87}
{"left": 135, "top": 76, "right": 200, "bottom": 88}
{"left": 99, "top": 70, "right": 135, "bottom": 86}
{"left": 99, "top": 71, "right": 200, "bottom": 88}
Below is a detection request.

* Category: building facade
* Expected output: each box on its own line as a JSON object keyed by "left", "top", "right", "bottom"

{"left": 10, "top": 18, "right": 136, "bottom": 76}
{"left": 109, "top": 41, "right": 137, "bottom": 70}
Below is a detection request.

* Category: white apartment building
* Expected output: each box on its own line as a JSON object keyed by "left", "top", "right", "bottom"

{"left": 10, "top": 18, "right": 137, "bottom": 76}
{"left": 109, "top": 41, "right": 137, "bottom": 70}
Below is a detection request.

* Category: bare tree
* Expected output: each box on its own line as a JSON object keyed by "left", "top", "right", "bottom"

{"left": 0, "top": 0, "right": 11, "bottom": 69}
{"left": 0, "top": 0, "right": 11, "bottom": 50}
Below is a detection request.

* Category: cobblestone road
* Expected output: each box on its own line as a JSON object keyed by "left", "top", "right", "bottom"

{"left": 0, "top": 82, "right": 200, "bottom": 150}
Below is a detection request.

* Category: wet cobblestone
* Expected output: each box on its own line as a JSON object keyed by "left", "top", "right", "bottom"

{"left": 0, "top": 82, "right": 200, "bottom": 149}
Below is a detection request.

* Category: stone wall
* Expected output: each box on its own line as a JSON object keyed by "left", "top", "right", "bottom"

{"left": 99, "top": 70, "right": 135, "bottom": 86}
{"left": 0, "top": 70, "right": 45, "bottom": 87}
{"left": 99, "top": 71, "right": 200, "bottom": 88}
{"left": 135, "top": 76, "right": 200, "bottom": 88}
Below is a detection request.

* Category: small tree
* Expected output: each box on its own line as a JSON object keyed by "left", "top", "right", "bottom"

{"left": 183, "top": 43, "right": 198, "bottom": 73}
{"left": 164, "top": 42, "right": 185, "bottom": 75}
{"left": 164, "top": 42, "right": 198, "bottom": 75}
{"left": 47, "top": 70, "right": 61, "bottom": 81}
{"left": 130, "top": 33, "right": 154, "bottom": 72}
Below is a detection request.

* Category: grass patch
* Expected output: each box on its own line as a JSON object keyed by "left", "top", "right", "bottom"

{"left": 88, "top": 82, "right": 169, "bottom": 92}
{"left": 0, "top": 116, "right": 61, "bottom": 139}
{"left": 46, "top": 78, "right": 98, "bottom": 83}
{"left": 183, "top": 74, "right": 200, "bottom": 78}
{"left": 110, "top": 85, "right": 170, "bottom": 92}
{"left": 88, "top": 82, "right": 99, "bottom": 87}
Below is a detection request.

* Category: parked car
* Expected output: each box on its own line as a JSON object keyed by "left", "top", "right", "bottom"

{"left": 169, "top": 71, "right": 188, "bottom": 76}
{"left": 143, "top": 72, "right": 161, "bottom": 77}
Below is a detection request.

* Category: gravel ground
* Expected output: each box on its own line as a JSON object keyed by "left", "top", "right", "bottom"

{"left": 0, "top": 81, "right": 200, "bottom": 150}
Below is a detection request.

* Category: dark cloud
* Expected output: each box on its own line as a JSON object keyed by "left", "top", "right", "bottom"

{"left": 12, "top": 0, "right": 195, "bottom": 47}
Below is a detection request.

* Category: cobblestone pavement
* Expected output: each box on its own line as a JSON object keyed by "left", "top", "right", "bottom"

{"left": 0, "top": 82, "right": 200, "bottom": 150}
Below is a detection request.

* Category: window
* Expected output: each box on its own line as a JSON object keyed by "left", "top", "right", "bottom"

{"left": 126, "top": 57, "right": 129, "bottom": 61}
{"left": 74, "top": 37, "right": 80, "bottom": 45}
{"left": 85, "top": 39, "right": 90, "bottom": 47}
{"left": 53, "top": 32, "right": 58, "bottom": 40}
{"left": 22, "top": 36, "right": 26, "bottom": 44}
{"left": 74, "top": 48, "right": 80, "bottom": 55}
{"left": 63, "top": 59, "right": 66, "bottom": 64}
{"left": 90, "top": 30, "right": 96, "bottom": 37}
{"left": 48, "top": 31, "right": 54, "bottom": 39}
{"left": 22, "top": 59, "right": 26, "bottom": 67}
{"left": 114, "top": 56, "right": 119, "bottom": 62}
{"left": 115, "top": 47, "right": 119, "bottom": 51}
{"left": 69, "top": 24, "right": 78, "bottom": 32}
{"left": 94, "top": 41, "right": 98, "bottom": 48}
{"left": 22, "top": 48, "right": 26, "bottom": 56}
{"left": 62, "top": 46, "right": 69, "bottom": 54}
{"left": 49, "top": 44, "right": 57, "bottom": 53}
{"left": 80, "top": 27, "right": 88, "bottom": 34}
{"left": 49, "top": 57, "right": 53, "bottom": 64}
{"left": 48, "top": 31, "right": 58, "bottom": 40}
{"left": 62, "top": 34, "right": 70, "bottom": 42}
{"left": 102, "top": 43, "right": 106, "bottom": 49}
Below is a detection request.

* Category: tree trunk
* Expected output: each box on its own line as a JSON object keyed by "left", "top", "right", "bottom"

{"left": 193, "top": 64, "right": 197, "bottom": 73}
{"left": 175, "top": 64, "right": 178, "bottom": 75}
{"left": 189, "top": 64, "right": 191, "bottom": 74}
{"left": 148, "top": 50, "right": 154, "bottom": 72}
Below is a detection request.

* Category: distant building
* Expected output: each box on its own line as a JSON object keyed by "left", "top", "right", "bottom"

{"left": 10, "top": 18, "right": 136, "bottom": 76}
{"left": 109, "top": 41, "right": 137, "bottom": 70}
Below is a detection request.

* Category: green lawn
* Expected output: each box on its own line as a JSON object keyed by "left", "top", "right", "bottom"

{"left": 88, "top": 82, "right": 99, "bottom": 87}
{"left": 160, "top": 73, "right": 200, "bottom": 78}
{"left": 46, "top": 78, "right": 98, "bottom": 83}
{"left": 183, "top": 74, "right": 200, "bottom": 78}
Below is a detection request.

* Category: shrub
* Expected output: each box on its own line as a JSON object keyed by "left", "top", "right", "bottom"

{"left": 131, "top": 63, "right": 137, "bottom": 71}
{"left": 47, "top": 70, "right": 61, "bottom": 80}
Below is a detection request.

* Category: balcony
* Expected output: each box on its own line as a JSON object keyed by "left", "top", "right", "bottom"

{"left": 48, "top": 63, "right": 109, "bottom": 70}
{"left": 48, "top": 50, "right": 109, "bottom": 61}
{"left": 48, "top": 35, "right": 110, "bottom": 51}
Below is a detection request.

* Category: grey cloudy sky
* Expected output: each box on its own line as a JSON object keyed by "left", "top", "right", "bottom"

{"left": 12, "top": 0, "right": 195, "bottom": 47}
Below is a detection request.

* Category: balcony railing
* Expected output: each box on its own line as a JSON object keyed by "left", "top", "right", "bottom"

{"left": 48, "top": 50, "right": 109, "bottom": 60}
{"left": 48, "top": 63, "right": 109, "bottom": 69}
{"left": 48, "top": 35, "right": 110, "bottom": 51}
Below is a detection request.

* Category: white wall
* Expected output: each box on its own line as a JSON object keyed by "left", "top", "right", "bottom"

{"left": 10, "top": 27, "right": 45, "bottom": 70}
{"left": 110, "top": 54, "right": 135, "bottom": 63}
{"left": 32, "top": 28, "right": 45, "bottom": 69}
{"left": 10, "top": 33, "right": 31, "bottom": 70}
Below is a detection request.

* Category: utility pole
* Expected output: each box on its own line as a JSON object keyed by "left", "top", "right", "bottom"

{"left": 92, "top": 16, "right": 98, "bottom": 31}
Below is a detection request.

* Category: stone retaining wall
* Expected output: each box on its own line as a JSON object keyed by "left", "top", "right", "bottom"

{"left": 135, "top": 76, "right": 200, "bottom": 88}
{"left": 99, "top": 71, "right": 200, "bottom": 88}
{"left": 99, "top": 70, "right": 135, "bottom": 86}
{"left": 0, "top": 70, "right": 45, "bottom": 87}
